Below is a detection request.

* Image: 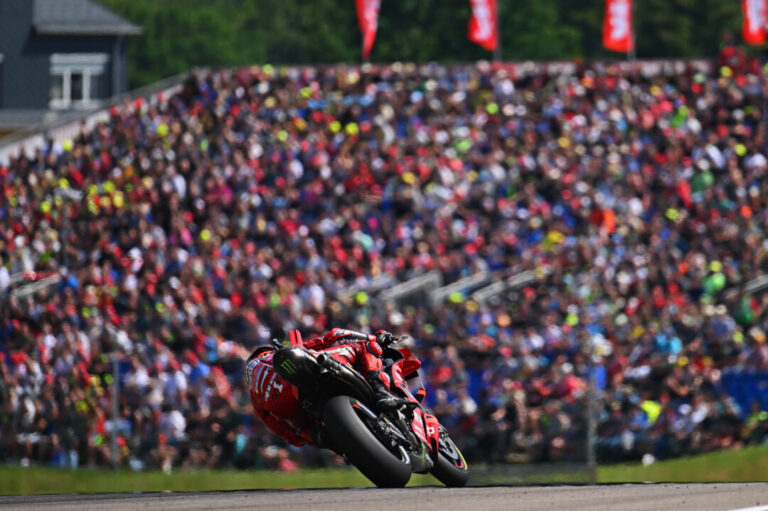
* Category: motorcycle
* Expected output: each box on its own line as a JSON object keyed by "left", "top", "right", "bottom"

{"left": 271, "top": 334, "right": 469, "bottom": 488}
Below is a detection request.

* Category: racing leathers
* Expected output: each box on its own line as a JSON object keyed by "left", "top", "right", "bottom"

{"left": 245, "top": 328, "right": 394, "bottom": 447}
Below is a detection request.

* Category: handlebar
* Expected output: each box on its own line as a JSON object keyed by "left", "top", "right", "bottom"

{"left": 378, "top": 334, "right": 410, "bottom": 349}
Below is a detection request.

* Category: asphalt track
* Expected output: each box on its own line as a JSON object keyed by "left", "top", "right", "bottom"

{"left": 2, "top": 484, "right": 768, "bottom": 511}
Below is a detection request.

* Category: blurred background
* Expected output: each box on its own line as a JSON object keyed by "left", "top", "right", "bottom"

{"left": 0, "top": 0, "right": 767, "bottom": 491}
{"left": 103, "top": 0, "right": 761, "bottom": 88}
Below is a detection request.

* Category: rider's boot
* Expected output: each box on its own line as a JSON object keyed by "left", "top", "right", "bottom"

{"left": 366, "top": 371, "right": 402, "bottom": 411}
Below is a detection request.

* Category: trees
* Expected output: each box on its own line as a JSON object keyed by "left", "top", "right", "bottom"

{"left": 98, "top": 0, "right": 749, "bottom": 88}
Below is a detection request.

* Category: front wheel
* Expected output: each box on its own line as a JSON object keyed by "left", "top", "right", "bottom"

{"left": 431, "top": 425, "right": 469, "bottom": 487}
{"left": 322, "top": 395, "right": 412, "bottom": 488}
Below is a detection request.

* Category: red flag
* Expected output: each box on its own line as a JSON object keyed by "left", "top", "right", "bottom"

{"left": 468, "top": 0, "right": 498, "bottom": 52}
{"left": 355, "top": 0, "right": 380, "bottom": 59}
{"left": 743, "top": 0, "right": 768, "bottom": 45}
{"left": 602, "top": 0, "right": 634, "bottom": 53}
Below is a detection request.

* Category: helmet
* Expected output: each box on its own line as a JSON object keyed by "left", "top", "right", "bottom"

{"left": 246, "top": 345, "right": 274, "bottom": 363}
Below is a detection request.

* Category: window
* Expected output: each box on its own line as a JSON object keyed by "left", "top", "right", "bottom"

{"left": 50, "top": 73, "right": 64, "bottom": 103}
{"left": 49, "top": 53, "right": 109, "bottom": 109}
{"left": 90, "top": 73, "right": 105, "bottom": 101}
{"left": 70, "top": 72, "right": 83, "bottom": 101}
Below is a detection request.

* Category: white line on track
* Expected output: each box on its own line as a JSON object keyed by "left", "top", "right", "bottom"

{"left": 729, "top": 506, "right": 768, "bottom": 511}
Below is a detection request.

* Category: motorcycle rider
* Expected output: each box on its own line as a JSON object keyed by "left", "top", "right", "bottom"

{"left": 245, "top": 328, "right": 400, "bottom": 447}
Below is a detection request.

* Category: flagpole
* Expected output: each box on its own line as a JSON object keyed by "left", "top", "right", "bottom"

{"left": 494, "top": 0, "right": 502, "bottom": 61}
{"left": 628, "top": 0, "right": 636, "bottom": 61}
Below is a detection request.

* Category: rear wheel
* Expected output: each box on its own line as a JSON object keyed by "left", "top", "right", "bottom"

{"left": 323, "top": 395, "right": 412, "bottom": 488}
{"left": 431, "top": 425, "right": 469, "bottom": 487}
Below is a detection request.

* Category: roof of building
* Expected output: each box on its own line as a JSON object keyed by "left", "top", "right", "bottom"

{"left": 34, "top": 0, "right": 142, "bottom": 36}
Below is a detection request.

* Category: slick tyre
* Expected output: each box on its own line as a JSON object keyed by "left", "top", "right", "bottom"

{"left": 323, "top": 395, "right": 412, "bottom": 488}
{"left": 431, "top": 426, "right": 469, "bottom": 487}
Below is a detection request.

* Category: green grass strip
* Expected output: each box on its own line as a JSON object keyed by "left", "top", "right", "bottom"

{"left": 2, "top": 445, "right": 766, "bottom": 495}
{"left": 598, "top": 445, "right": 768, "bottom": 483}
{"left": 0, "top": 466, "right": 440, "bottom": 495}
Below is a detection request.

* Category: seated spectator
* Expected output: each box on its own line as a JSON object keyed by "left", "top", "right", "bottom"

{"left": 2, "top": 59, "right": 768, "bottom": 470}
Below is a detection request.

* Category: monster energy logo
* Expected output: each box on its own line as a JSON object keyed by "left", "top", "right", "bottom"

{"left": 280, "top": 359, "right": 297, "bottom": 375}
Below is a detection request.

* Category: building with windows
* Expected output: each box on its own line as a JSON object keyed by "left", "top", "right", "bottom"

{"left": 0, "top": 0, "right": 140, "bottom": 134}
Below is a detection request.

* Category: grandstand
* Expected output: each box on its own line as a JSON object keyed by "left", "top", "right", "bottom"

{"left": 1, "top": 57, "right": 767, "bottom": 476}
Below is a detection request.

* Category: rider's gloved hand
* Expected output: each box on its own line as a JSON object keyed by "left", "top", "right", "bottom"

{"left": 375, "top": 330, "right": 395, "bottom": 347}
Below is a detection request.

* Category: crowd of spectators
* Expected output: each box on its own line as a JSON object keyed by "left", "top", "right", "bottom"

{"left": 2, "top": 57, "right": 768, "bottom": 472}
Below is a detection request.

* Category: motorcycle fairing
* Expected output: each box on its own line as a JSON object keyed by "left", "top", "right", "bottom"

{"left": 397, "top": 348, "right": 422, "bottom": 379}
{"left": 410, "top": 407, "right": 430, "bottom": 446}
{"left": 423, "top": 411, "right": 441, "bottom": 455}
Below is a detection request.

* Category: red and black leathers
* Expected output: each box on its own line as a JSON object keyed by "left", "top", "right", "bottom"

{"left": 246, "top": 328, "right": 389, "bottom": 446}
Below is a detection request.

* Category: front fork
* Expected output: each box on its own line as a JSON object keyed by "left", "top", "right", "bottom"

{"left": 387, "top": 363, "right": 440, "bottom": 470}
{"left": 347, "top": 397, "right": 435, "bottom": 474}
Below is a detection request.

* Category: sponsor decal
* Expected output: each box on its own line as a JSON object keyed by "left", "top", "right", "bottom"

{"left": 280, "top": 358, "right": 297, "bottom": 375}
{"left": 411, "top": 408, "right": 429, "bottom": 445}
{"left": 257, "top": 365, "right": 271, "bottom": 393}
{"left": 264, "top": 375, "right": 283, "bottom": 401}
{"left": 245, "top": 358, "right": 259, "bottom": 388}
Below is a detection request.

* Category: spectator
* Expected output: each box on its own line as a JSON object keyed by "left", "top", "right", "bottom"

{"left": 2, "top": 59, "right": 768, "bottom": 470}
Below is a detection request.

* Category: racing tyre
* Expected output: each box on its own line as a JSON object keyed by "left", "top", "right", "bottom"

{"left": 431, "top": 425, "right": 469, "bottom": 487}
{"left": 323, "top": 395, "right": 412, "bottom": 488}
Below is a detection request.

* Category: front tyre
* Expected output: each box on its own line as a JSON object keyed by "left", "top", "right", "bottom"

{"left": 431, "top": 425, "right": 469, "bottom": 487}
{"left": 322, "top": 395, "right": 412, "bottom": 488}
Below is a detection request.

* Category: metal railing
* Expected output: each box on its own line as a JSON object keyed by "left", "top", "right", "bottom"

{"left": 471, "top": 270, "right": 541, "bottom": 304}
{"left": 429, "top": 271, "right": 491, "bottom": 307}
{"left": 378, "top": 271, "right": 443, "bottom": 303}
{"left": 724, "top": 275, "right": 768, "bottom": 300}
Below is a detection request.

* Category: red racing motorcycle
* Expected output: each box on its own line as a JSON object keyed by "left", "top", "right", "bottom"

{"left": 272, "top": 335, "right": 469, "bottom": 488}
